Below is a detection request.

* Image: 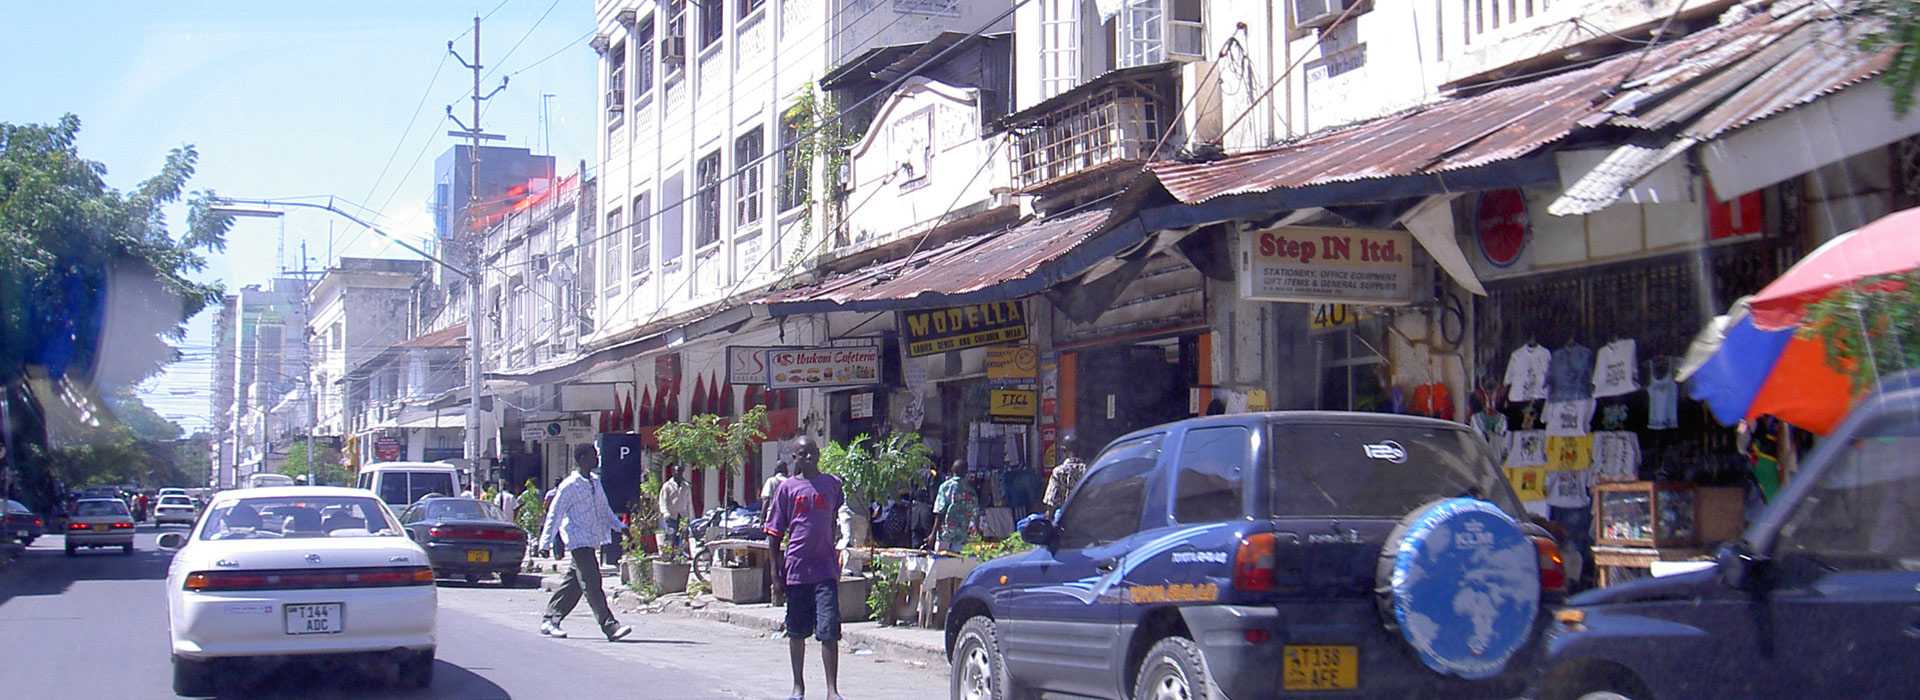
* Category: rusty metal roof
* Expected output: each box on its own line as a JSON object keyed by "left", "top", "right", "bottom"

{"left": 396, "top": 323, "right": 466, "bottom": 349}
{"left": 759, "top": 206, "right": 1116, "bottom": 313}
{"left": 1149, "top": 1, "right": 1858, "bottom": 206}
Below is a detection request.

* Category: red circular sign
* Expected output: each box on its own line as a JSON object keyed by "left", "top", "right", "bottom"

{"left": 1475, "top": 189, "right": 1530, "bottom": 267}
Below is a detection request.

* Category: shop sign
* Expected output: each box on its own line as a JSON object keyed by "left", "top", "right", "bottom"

{"left": 562, "top": 425, "right": 595, "bottom": 442}
{"left": 725, "top": 346, "right": 797, "bottom": 386}
{"left": 1308, "top": 303, "right": 1366, "bottom": 330}
{"left": 850, "top": 392, "right": 875, "bottom": 420}
{"left": 519, "top": 425, "right": 545, "bottom": 443}
{"left": 1246, "top": 389, "right": 1271, "bottom": 412}
{"left": 1240, "top": 226, "right": 1416, "bottom": 304}
{"left": 989, "top": 389, "right": 1036, "bottom": 424}
{"left": 1475, "top": 189, "right": 1530, "bottom": 268}
{"left": 986, "top": 345, "right": 1038, "bottom": 386}
{"left": 374, "top": 435, "right": 402, "bottom": 461}
{"left": 898, "top": 302, "right": 1028, "bottom": 358}
{"left": 766, "top": 346, "right": 882, "bottom": 389}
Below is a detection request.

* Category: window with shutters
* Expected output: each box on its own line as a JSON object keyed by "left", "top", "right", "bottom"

{"left": 1119, "top": 0, "right": 1205, "bottom": 68}
{"left": 1039, "top": 0, "right": 1080, "bottom": 99}
{"left": 603, "top": 208, "right": 623, "bottom": 299}
{"left": 735, "top": 128, "right": 764, "bottom": 228}
{"left": 695, "top": 151, "right": 722, "bottom": 249}
{"left": 778, "top": 111, "right": 808, "bottom": 212}
{"left": 633, "top": 17, "right": 655, "bottom": 106}
{"left": 631, "top": 192, "right": 651, "bottom": 278}
{"left": 661, "top": 173, "right": 686, "bottom": 267}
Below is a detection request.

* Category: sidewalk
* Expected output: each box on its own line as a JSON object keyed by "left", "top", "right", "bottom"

{"left": 644, "top": 595, "right": 949, "bottom": 669}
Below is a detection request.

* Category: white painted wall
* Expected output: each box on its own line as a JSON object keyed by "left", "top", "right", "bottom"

{"left": 844, "top": 78, "right": 1010, "bottom": 251}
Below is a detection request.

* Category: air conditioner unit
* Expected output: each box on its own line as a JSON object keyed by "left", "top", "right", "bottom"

{"left": 660, "top": 36, "right": 686, "bottom": 64}
{"left": 605, "top": 88, "right": 626, "bottom": 113}
{"left": 1294, "top": 0, "right": 1353, "bottom": 29}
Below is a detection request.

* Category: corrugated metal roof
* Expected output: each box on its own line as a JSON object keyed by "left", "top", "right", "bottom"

{"left": 1149, "top": 1, "right": 1866, "bottom": 206}
{"left": 396, "top": 323, "right": 466, "bottom": 349}
{"left": 760, "top": 206, "right": 1115, "bottom": 311}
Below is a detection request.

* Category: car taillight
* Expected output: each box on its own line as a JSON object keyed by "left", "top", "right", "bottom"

{"left": 1534, "top": 536, "right": 1567, "bottom": 594}
{"left": 111, "top": 521, "right": 134, "bottom": 530}
{"left": 33, "top": 517, "right": 44, "bottom": 527}
{"left": 1233, "top": 532, "right": 1279, "bottom": 593}
{"left": 184, "top": 566, "right": 435, "bottom": 591}
{"left": 68, "top": 522, "right": 89, "bottom": 531}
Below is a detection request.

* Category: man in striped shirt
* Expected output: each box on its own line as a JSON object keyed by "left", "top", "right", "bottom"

{"left": 538, "top": 444, "right": 633, "bottom": 641}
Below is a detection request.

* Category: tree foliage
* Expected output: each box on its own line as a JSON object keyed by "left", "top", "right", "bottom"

{"left": 1799, "top": 271, "right": 1920, "bottom": 393}
{"left": 819, "top": 431, "right": 933, "bottom": 511}
{"left": 653, "top": 405, "right": 769, "bottom": 475}
{"left": 1861, "top": 0, "right": 1920, "bottom": 116}
{"left": 280, "top": 441, "right": 348, "bottom": 486}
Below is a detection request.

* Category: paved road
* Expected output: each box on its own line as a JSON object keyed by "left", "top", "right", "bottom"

{"left": 0, "top": 526, "right": 947, "bottom": 699}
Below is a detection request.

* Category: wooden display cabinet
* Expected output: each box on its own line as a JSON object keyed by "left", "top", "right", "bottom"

{"left": 1594, "top": 482, "right": 1744, "bottom": 548}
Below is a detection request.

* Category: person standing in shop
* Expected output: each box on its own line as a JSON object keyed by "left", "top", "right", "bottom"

{"left": 1043, "top": 432, "right": 1090, "bottom": 516}
{"left": 536, "top": 444, "right": 633, "bottom": 642}
{"left": 927, "top": 459, "right": 979, "bottom": 554}
{"left": 764, "top": 436, "right": 847, "bottom": 700}
{"left": 658, "top": 464, "right": 693, "bottom": 554}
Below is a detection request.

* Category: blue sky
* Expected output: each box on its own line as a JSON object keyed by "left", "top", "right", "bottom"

{"left": 1, "top": 1, "right": 597, "bottom": 431}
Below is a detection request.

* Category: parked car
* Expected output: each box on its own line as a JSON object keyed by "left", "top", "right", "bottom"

{"left": 945, "top": 412, "right": 1565, "bottom": 700}
{"left": 1534, "top": 371, "right": 1920, "bottom": 700}
{"left": 157, "top": 486, "right": 435, "bottom": 696}
{"left": 354, "top": 462, "right": 460, "bottom": 508}
{"left": 398, "top": 497, "right": 527, "bottom": 585}
{"left": 65, "top": 498, "right": 135, "bottom": 555}
{"left": 5, "top": 499, "right": 45, "bottom": 546}
{"left": 154, "top": 495, "right": 199, "bottom": 527}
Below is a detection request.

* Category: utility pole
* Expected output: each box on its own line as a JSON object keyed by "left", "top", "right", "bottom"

{"left": 448, "top": 16, "right": 508, "bottom": 485}
{"left": 302, "top": 239, "right": 315, "bottom": 486}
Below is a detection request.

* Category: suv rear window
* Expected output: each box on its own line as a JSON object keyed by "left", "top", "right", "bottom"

{"left": 1269, "top": 423, "right": 1521, "bottom": 518}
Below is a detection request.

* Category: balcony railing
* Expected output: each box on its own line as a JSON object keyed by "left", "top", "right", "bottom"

{"left": 1012, "top": 84, "right": 1165, "bottom": 194}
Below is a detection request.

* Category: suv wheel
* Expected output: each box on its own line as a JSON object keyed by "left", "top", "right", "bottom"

{"left": 1133, "top": 637, "right": 1218, "bottom": 700}
{"left": 951, "top": 616, "right": 1020, "bottom": 700}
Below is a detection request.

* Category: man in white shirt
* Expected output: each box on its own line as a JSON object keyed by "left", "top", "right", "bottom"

{"left": 490, "top": 481, "right": 518, "bottom": 526}
{"left": 657, "top": 465, "right": 693, "bottom": 553}
{"left": 537, "top": 444, "right": 632, "bottom": 641}
{"left": 759, "top": 461, "right": 789, "bottom": 506}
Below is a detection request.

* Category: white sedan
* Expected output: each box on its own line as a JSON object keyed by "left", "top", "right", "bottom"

{"left": 158, "top": 486, "right": 436, "bottom": 696}
{"left": 154, "top": 495, "right": 199, "bottom": 527}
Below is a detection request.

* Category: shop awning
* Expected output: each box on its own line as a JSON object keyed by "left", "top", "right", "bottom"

{"left": 484, "top": 327, "right": 671, "bottom": 389}
{"left": 1550, "top": 4, "right": 1902, "bottom": 215}
{"left": 394, "top": 412, "right": 465, "bottom": 430}
{"left": 758, "top": 205, "right": 1123, "bottom": 315}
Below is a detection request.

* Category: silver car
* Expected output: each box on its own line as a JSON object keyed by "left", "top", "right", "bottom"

{"left": 154, "top": 495, "right": 198, "bottom": 527}
{"left": 65, "top": 498, "right": 135, "bottom": 555}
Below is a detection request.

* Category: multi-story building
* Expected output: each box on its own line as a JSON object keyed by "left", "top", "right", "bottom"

{"left": 340, "top": 323, "right": 470, "bottom": 466}
{"left": 432, "top": 145, "right": 557, "bottom": 242}
{"left": 306, "top": 258, "right": 429, "bottom": 441}
{"left": 207, "top": 278, "right": 309, "bottom": 487}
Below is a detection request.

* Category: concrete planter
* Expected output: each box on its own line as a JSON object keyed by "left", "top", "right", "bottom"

{"left": 838, "top": 576, "right": 873, "bottom": 623}
{"left": 713, "top": 565, "right": 767, "bottom": 603}
{"left": 652, "top": 561, "right": 690, "bottom": 594}
{"left": 619, "top": 558, "right": 649, "bottom": 587}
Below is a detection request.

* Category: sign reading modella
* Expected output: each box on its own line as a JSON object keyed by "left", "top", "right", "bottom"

{"left": 898, "top": 302, "right": 1028, "bottom": 357}
{"left": 765, "top": 346, "right": 882, "bottom": 389}
{"left": 1240, "top": 225, "right": 1416, "bottom": 304}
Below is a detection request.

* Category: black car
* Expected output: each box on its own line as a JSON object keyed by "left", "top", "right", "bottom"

{"left": 947, "top": 412, "right": 1566, "bottom": 700}
{"left": 5, "top": 499, "right": 45, "bottom": 546}
{"left": 398, "top": 497, "right": 527, "bottom": 585}
{"left": 1535, "top": 370, "right": 1920, "bottom": 699}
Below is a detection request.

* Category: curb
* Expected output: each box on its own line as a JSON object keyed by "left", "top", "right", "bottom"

{"left": 645, "top": 597, "right": 949, "bottom": 670}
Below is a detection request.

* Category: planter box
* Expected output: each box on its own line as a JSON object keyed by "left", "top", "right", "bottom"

{"left": 619, "top": 558, "right": 649, "bottom": 587}
{"left": 653, "top": 561, "right": 691, "bottom": 594}
{"left": 713, "top": 565, "right": 767, "bottom": 603}
{"left": 838, "top": 576, "right": 872, "bottom": 623}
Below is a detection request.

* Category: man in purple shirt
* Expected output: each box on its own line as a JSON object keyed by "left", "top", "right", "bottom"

{"left": 764, "top": 436, "right": 845, "bottom": 700}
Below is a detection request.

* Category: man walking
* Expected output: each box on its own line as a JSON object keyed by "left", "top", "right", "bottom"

{"left": 537, "top": 444, "right": 633, "bottom": 641}
{"left": 657, "top": 465, "right": 692, "bottom": 554}
{"left": 927, "top": 459, "right": 978, "bottom": 554}
{"left": 490, "top": 480, "right": 517, "bottom": 526}
{"left": 764, "top": 436, "right": 846, "bottom": 700}
{"left": 1043, "top": 432, "right": 1090, "bottom": 515}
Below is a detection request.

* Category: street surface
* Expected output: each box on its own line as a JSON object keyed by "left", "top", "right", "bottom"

{"left": 0, "top": 527, "right": 947, "bottom": 699}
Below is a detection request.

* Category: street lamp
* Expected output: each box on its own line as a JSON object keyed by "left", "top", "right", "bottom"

{"left": 208, "top": 197, "right": 487, "bottom": 482}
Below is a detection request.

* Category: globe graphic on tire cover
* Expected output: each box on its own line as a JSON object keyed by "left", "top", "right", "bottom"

{"left": 1386, "top": 498, "right": 1540, "bottom": 679}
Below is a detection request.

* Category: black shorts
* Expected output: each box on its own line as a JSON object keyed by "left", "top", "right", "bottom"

{"left": 783, "top": 580, "right": 841, "bottom": 642}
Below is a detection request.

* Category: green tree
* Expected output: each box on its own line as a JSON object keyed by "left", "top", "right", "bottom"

{"left": 1799, "top": 271, "right": 1920, "bottom": 392}
{"left": 280, "top": 440, "right": 347, "bottom": 486}
{"left": 1861, "top": 1, "right": 1920, "bottom": 115}
{"left": 653, "top": 405, "right": 769, "bottom": 476}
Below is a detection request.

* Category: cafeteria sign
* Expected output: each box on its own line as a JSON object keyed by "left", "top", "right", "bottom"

{"left": 1240, "top": 225, "right": 1416, "bottom": 304}
{"left": 766, "top": 346, "right": 882, "bottom": 389}
{"left": 989, "top": 389, "right": 1036, "bottom": 424}
{"left": 898, "top": 302, "right": 1028, "bottom": 358}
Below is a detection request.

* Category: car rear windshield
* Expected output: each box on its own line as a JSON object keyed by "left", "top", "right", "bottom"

{"left": 199, "top": 496, "right": 400, "bottom": 540}
{"left": 160, "top": 497, "right": 192, "bottom": 507}
{"left": 75, "top": 500, "right": 128, "bottom": 516}
{"left": 420, "top": 499, "right": 505, "bottom": 522}
{"left": 1269, "top": 423, "right": 1522, "bottom": 518}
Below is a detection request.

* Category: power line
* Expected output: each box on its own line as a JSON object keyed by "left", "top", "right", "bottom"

{"left": 482, "top": 0, "right": 563, "bottom": 85}
{"left": 452, "top": 0, "right": 513, "bottom": 42}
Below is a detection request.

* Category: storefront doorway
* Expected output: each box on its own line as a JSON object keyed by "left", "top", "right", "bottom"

{"left": 1072, "top": 335, "right": 1197, "bottom": 452}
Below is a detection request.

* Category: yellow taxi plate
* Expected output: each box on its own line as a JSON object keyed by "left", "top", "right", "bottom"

{"left": 92, "top": 525, "right": 109, "bottom": 532}
{"left": 1283, "top": 645, "right": 1358, "bottom": 691}
{"left": 466, "top": 549, "right": 491, "bottom": 563}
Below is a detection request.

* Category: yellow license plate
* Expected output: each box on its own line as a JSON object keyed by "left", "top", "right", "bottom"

{"left": 466, "top": 549, "right": 490, "bottom": 563}
{"left": 1283, "top": 645, "right": 1358, "bottom": 691}
{"left": 93, "top": 525, "right": 109, "bottom": 532}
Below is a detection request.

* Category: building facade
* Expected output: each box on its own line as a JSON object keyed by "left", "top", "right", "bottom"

{"left": 208, "top": 278, "right": 309, "bottom": 487}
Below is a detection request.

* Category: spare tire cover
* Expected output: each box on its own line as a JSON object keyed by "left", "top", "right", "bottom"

{"left": 1378, "top": 498, "right": 1540, "bottom": 679}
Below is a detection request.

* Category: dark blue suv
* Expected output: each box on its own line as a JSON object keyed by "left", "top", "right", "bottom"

{"left": 945, "top": 412, "right": 1566, "bottom": 700}
{"left": 1535, "top": 372, "right": 1920, "bottom": 699}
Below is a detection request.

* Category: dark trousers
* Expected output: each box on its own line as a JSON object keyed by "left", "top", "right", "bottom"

{"left": 545, "top": 547, "right": 618, "bottom": 633}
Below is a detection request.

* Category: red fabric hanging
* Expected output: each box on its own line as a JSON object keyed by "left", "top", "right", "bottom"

{"left": 623, "top": 393, "right": 637, "bottom": 431}
{"left": 638, "top": 387, "right": 653, "bottom": 427}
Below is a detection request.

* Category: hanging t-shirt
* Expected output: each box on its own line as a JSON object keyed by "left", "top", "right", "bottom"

{"left": 1545, "top": 468, "right": 1593, "bottom": 508}
{"left": 1548, "top": 343, "right": 1594, "bottom": 400}
{"left": 1505, "top": 430, "right": 1548, "bottom": 467}
{"left": 1545, "top": 435, "right": 1593, "bottom": 471}
{"left": 1471, "top": 412, "right": 1510, "bottom": 464}
{"left": 1505, "top": 467, "right": 1548, "bottom": 502}
{"left": 1591, "top": 339, "right": 1639, "bottom": 398}
{"left": 1504, "top": 344, "right": 1551, "bottom": 402}
{"left": 1543, "top": 399, "right": 1596, "bottom": 437}
{"left": 1591, "top": 431, "right": 1641, "bottom": 483}
{"left": 1647, "top": 377, "right": 1679, "bottom": 430}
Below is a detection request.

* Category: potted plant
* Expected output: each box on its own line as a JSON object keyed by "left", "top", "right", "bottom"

{"left": 651, "top": 406, "right": 768, "bottom": 595}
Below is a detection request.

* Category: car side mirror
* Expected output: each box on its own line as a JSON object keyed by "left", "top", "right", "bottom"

{"left": 1018, "top": 515, "right": 1058, "bottom": 549}
{"left": 157, "top": 532, "right": 187, "bottom": 550}
{"left": 1717, "top": 541, "right": 1765, "bottom": 590}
